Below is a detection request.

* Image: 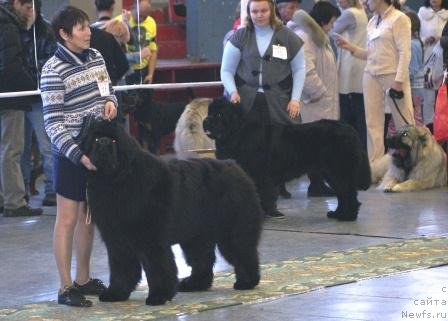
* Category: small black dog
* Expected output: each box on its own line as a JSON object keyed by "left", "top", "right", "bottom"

{"left": 203, "top": 98, "right": 371, "bottom": 221}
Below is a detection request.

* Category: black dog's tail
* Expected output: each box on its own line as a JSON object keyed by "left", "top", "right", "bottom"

{"left": 357, "top": 151, "right": 371, "bottom": 190}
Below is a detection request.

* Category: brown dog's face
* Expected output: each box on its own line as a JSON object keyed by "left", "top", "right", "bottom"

{"left": 386, "top": 125, "right": 429, "bottom": 167}
{"left": 203, "top": 98, "right": 243, "bottom": 141}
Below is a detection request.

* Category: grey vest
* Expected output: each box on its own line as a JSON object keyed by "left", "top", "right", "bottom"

{"left": 230, "top": 25, "right": 303, "bottom": 125}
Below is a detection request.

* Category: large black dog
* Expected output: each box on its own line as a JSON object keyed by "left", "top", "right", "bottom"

{"left": 203, "top": 98, "right": 371, "bottom": 221}
{"left": 81, "top": 120, "right": 263, "bottom": 305}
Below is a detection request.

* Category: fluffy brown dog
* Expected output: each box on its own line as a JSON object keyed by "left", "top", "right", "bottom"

{"left": 378, "top": 125, "right": 447, "bottom": 192}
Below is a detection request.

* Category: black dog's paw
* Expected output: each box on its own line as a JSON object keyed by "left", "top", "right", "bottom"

{"left": 145, "top": 293, "right": 170, "bottom": 306}
{"left": 233, "top": 276, "right": 260, "bottom": 290}
{"left": 99, "top": 287, "right": 130, "bottom": 302}
{"left": 178, "top": 276, "right": 212, "bottom": 292}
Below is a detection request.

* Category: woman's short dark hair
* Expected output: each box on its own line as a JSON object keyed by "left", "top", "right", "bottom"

{"left": 424, "top": 0, "right": 448, "bottom": 9}
{"left": 406, "top": 11, "right": 421, "bottom": 37}
{"left": 95, "top": 0, "right": 115, "bottom": 11}
{"left": 51, "top": 6, "right": 89, "bottom": 44}
{"left": 309, "top": 1, "right": 341, "bottom": 27}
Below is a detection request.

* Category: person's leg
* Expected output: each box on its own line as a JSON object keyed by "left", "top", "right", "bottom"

{"left": 74, "top": 202, "right": 95, "bottom": 285}
{"left": 28, "top": 103, "right": 55, "bottom": 197}
{"left": 20, "top": 112, "right": 33, "bottom": 196}
{"left": 351, "top": 93, "right": 367, "bottom": 151}
{"left": 53, "top": 194, "right": 81, "bottom": 289}
{"left": 363, "top": 72, "right": 386, "bottom": 165}
{"left": 411, "top": 88, "right": 425, "bottom": 127}
{"left": 0, "top": 110, "right": 27, "bottom": 209}
{"left": 421, "top": 88, "right": 436, "bottom": 129}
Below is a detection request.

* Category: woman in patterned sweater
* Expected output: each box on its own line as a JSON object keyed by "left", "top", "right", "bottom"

{"left": 40, "top": 6, "right": 117, "bottom": 307}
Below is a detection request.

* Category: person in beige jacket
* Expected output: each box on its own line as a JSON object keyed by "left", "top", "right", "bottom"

{"left": 336, "top": 0, "right": 414, "bottom": 168}
{"left": 289, "top": 2, "right": 341, "bottom": 196}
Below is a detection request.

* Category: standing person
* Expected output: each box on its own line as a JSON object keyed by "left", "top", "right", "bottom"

{"left": 276, "top": 0, "right": 300, "bottom": 24}
{"left": 332, "top": 0, "right": 368, "bottom": 150}
{"left": 91, "top": 0, "right": 115, "bottom": 29}
{"left": 0, "top": 0, "right": 43, "bottom": 217}
{"left": 117, "top": 0, "right": 158, "bottom": 150}
{"left": 40, "top": 5, "right": 117, "bottom": 307}
{"left": 118, "top": 0, "right": 157, "bottom": 85}
{"left": 20, "top": 0, "right": 57, "bottom": 207}
{"left": 418, "top": 0, "right": 448, "bottom": 132}
{"left": 336, "top": 0, "right": 414, "bottom": 167}
{"left": 290, "top": 2, "right": 341, "bottom": 197}
{"left": 221, "top": 0, "right": 306, "bottom": 218}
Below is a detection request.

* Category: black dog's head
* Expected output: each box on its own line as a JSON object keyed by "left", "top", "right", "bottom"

{"left": 203, "top": 97, "right": 244, "bottom": 141}
{"left": 81, "top": 120, "right": 136, "bottom": 176}
{"left": 386, "top": 125, "right": 429, "bottom": 168}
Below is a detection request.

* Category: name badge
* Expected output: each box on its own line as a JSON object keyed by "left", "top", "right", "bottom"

{"left": 97, "top": 80, "right": 110, "bottom": 97}
{"left": 369, "top": 29, "right": 381, "bottom": 42}
{"left": 272, "top": 45, "right": 287, "bottom": 60}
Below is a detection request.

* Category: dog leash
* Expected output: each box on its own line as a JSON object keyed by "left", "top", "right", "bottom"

{"left": 389, "top": 93, "right": 410, "bottom": 126}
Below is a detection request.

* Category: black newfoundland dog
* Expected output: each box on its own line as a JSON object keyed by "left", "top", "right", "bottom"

{"left": 81, "top": 120, "right": 263, "bottom": 305}
{"left": 203, "top": 98, "right": 371, "bottom": 221}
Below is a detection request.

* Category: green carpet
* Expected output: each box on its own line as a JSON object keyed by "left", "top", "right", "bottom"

{"left": 2, "top": 236, "right": 448, "bottom": 321}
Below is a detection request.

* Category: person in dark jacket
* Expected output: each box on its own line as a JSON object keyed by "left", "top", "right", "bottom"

{"left": 20, "top": 0, "right": 57, "bottom": 206}
{"left": 0, "top": 0, "right": 42, "bottom": 217}
{"left": 440, "top": 21, "right": 448, "bottom": 67}
{"left": 90, "top": 27, "right": 129, "bottom": 85}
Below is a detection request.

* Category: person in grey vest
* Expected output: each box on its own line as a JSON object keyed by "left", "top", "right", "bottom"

{"left": 221, "top": 0, "right": 306, "bottom": 219}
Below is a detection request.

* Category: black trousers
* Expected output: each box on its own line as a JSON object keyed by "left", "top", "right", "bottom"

{"left": 340, "top": 93, "right": 367, "bottom": 151}
{"left": 245, "top": 93, "right": 279, "bottom": 214}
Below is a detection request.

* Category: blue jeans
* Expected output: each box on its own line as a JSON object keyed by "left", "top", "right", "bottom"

{"left": 20, "top": 102, "right": 54, "bottom": 195}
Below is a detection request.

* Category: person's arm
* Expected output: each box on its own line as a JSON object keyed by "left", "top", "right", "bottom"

{"left": 145, "top": 50, "right": 157, "bottom": 83}
{"left": 290, "top": 46, "right": 305, "bottom": 101}
{"left": 220, "top": 41, "right": 241, "bottom": 98}
{"left": 409, "top": 40, "right": 422, "bottom": 80}
{"left": 332, "top": 9, "right": 357, "bottom": 35}
{"left": 1, "top": 24, "right": 35, "bottom": 91}
{"left": 392, "top": 15, "right": 412, "bottom": 90}
{"left": 335, "top": 36, "right": 368, "bottom": 60}
{"left": 40, "top": 66, "right": 84, "bottom": 164}
{"left": 111, "top": 37, "right": 130, "bottom": 82}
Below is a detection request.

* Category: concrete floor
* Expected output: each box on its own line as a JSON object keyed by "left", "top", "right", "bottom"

{"left": 1, "top": 177, "right": 447, "bottom": 321}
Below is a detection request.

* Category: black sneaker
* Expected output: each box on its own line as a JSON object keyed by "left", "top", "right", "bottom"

{"left": 265, "top": 209, "right": 286, "bottom": 219}
{"left": 42, "top": 193, "right": 57, "bottom": 206}
{"left": 73, "top": 278, "right": 106, "bottom": 295}
{"left": 58, "top": 286, "right": 92, "bottom": 307}
{"left": 3, "top": 205, "right": 43, "bottom": 217}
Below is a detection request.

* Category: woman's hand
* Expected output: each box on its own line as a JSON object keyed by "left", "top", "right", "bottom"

{"left": 287, "top": 100, "right": 300, "bottom": 118}
{"left": 103, "top": 101, "right": 117, "bottom": 121}
{"left": 80, "top": 155, "right": 97, "bottom": 171}
{"left": 390, "top": 81, "right": 403, "bottom": 92}
{"left": 230, "top": 91, "right": 241, "bottom": 104}
{"left": 425, "top": 36, "right": 437, "bottom": 45}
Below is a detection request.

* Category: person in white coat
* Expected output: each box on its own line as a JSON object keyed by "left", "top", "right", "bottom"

{"left": 336, "top": 0, "right": 414, "bottom": 168}
{"left": 332, "top": 0, "right": 368, "bottom": 150}
{"left": 418, "top": 0, "right": 448, "bottom": 132}
{"left": 290, "top": 1, "right": 341, "bottom": 196}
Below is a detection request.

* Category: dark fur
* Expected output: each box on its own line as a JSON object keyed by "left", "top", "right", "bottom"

{"left": 81, "top": 120, "right": 263, "bottom": 305}
{"left": 203, "top": 98, "right": 371, "bottom": 221}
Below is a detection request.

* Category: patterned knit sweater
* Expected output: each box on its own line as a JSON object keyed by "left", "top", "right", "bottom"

{"left": 40, "top": 43, "right": 117, "bottom": 164}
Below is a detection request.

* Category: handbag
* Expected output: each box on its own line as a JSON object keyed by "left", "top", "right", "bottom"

{"left": 434, "top": 73, "right": 448, "bottom": 142}
{"left": 423, "top": 42, "right": 444, "bottom": 89}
